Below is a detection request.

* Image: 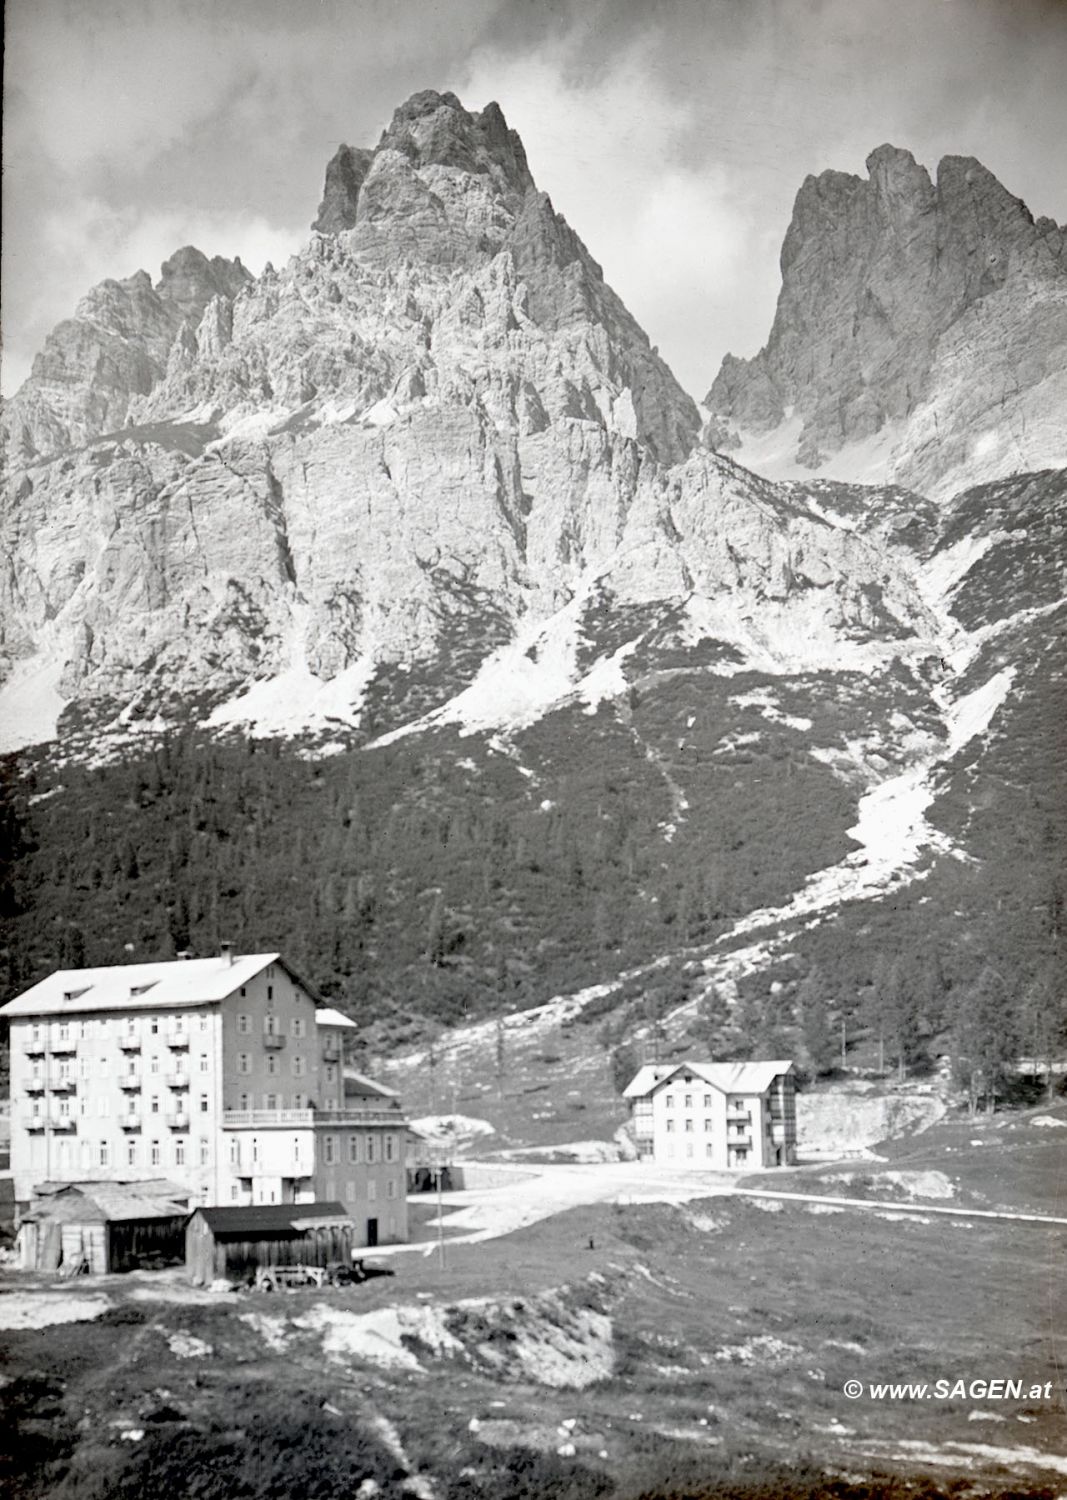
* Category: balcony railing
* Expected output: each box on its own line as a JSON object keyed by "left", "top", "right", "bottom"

{"left": 119, "top": 1076, "right": 142, "bottom": 1091}
{"left": 166, "top": 1031, "right": 190, "bottom": 1049}
{"left": 221, "top": 1106, "right": 405, "bottom": 1129}
{"left": 165, "top": 1074, "right": 190, "bottom": 1091}
{"left": 120, "top": 1115, "right": 142, "bottom": 1132}
{"left": 262, "top": 1034, "right": 286, "bottom": 1050}
{"left": 27, "top": 1116, "right": 47, "bottom": 1132}
{"left": 119, "top": 1035, "right": 142, "bottom": 1051}
{"left": 51, "top": 1115, "right": 77, "bottom": 1132}
{"left": 167, "top": 1111, "right": 190, "bottom": 1131}
{"left": 51, "top": 1078, "right": 77, "bottom": 1094}
{"left": 25, "top": 1039, "right": 46, "bottom": 1056}
{"left": 321, "top": 1043, "right": 340, "bottom": 1062}
{"left": 25, "top": 1078, "right": 46, "bottom": 1094}
{"left": 51, "top": 1037, "right": 78, "bottom": 1055}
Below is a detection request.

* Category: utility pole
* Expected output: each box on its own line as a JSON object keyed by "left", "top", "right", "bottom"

{"left": 435, "top": 1157, "right": 445, "bottom": 1270}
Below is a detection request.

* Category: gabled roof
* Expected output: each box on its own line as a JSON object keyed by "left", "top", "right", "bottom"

{"left": 0, "top": 953, "right": 321, "bottom": 1018}
{"left": 623, "top": 1059, "right": 794, "bottom": 1099}
{"left": 344, "top": 1069, "right": 400, "bottom": 1100}
{"left": 190, "top": 1202, "right": 350, "bottom": 1236}
{"left": 316, "top": 1007, "right": 357, "bottom": 1029}
{"left": 24, "top": 1180, "right": 188, "bottom": 1223}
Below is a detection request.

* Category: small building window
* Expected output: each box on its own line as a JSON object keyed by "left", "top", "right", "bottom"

{"left": 385, "top": 1135, "right": 395, "bottom": 1162}
{"left": 348, "top": 1136, "right": 359, "bottom": 1164}
{"left": 175, "top": 1139, "right": 186, "bottom": 1166}
{"left": 291, "top": 1016, "right": 305, "bottom": 1038}
{"left": 264, "top": 1014, "right": 279, "bottom": 1036}
{"left": 127, "top": 1140, "right": 138, "bottom": 1167}
{"left": 325, "top": 1065, "right": 336, "bottom": 1085}
{"left": 292, "top": 1056, "right": 305, "bottom": 1077}
{"left": 387, "top": 1179, "right": 397, "bottom": 1199}
{"left": 229, "top": 1139, "right": 240, "bottom": 1166}
{"left": 684, "top": 1094, "right": 692, "bottom": 1108}
{"left": 151, "top": 1141, "right": 161, "bottom": 1166}
{"left": 150, "top": 1096, "right": 160, "bottom": 1114}
{"left": 199, "top": 1093, "right": 209, "bottom": 1113}
{"left": 99, "top": 1141, "right": 109, "bottom": 1167}
{"left": 324, "top": 1135, "right": 336, "bottom": 1165}
{"left": 237, "top": 1053, "right": 251, "bottom": 1074}
{"left": 266, "top": 1054, "right": 278, "bottom": 1076}
{"left": 367, "top": 1180, "right": 377, "bottom": 1201}
{"left": 704, "top": 1117, "right": 713, "bottom": 1132}
{"left": 665, "top": 1119, "right": 675, "bottom": 1133}
{"left": 237, "top": 1014, "right": 250, "bottom": 1034}
{"left": 366, "top": 1134, "right": 375, "bottom": 1163}
{"left": 664, "top": 1094, "right": 674, "bottom": 1108}
{"left": 199, "top": 1054, "right": 209, "bottom": 1072}
{"left": 703, "top": 1093, "right": 712, "bottom": 1108}
{"left": 199, "top": 1139, "right": 210, "bottom": 1166}
{"left": 150, "top": 1018, "right": 159, "bottom": 1035}
{"left": 265, "top": 1093, "right": 277, "bottom": 1111}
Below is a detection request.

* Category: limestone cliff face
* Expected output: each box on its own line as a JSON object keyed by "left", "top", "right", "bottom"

{"left": 705, "top": 146, "right": 1067, "bottom": 498}
{"left": 0, "top": 98, "right": 1051, "bottom": 750}
{"left": 2, "top": 249, "right": 251, "bottom": 464}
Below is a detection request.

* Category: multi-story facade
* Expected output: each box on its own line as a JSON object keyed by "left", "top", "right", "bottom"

{"left": 623, "top": 1060, "right": 797, "bottom": 1168}
{"left": 2, "top": 952, "right": 407, "bottom": 1245}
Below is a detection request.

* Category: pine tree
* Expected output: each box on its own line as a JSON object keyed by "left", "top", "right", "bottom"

{"left": 798, "top": 968, "right": 835, "bottom": 1076}
{"left": 952, "top": 967, "right": 1018, "bottom": 1115}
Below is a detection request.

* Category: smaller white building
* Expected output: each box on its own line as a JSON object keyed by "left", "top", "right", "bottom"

{"left": 623, "top": 1060, "right": 797, "bottom": 1168}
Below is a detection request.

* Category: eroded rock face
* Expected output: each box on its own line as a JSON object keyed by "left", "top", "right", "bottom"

{"left": 2, "top": 249, "right": 251, "bottom": 464}
{"left": 704, "top": 146, "right": 1067, "bottom": 497}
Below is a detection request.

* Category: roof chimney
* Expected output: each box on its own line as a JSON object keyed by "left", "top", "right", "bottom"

{"left": 219, "top": 941, "right": 234, "bottom": 965}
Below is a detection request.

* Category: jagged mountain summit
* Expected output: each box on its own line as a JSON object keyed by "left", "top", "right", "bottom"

{"left": 1, "top": 90, "right": 1063, "bottom": 1050}
{"left": 704, "top": 145, "right": 1067, "bottom": 499}
{"left": 2, "top": 92, "right": 942, "bottom": 748}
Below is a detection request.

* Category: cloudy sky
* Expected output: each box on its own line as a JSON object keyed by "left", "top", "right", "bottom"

{"left": 3, "top": 0, "right": 1066, "bottom": 399}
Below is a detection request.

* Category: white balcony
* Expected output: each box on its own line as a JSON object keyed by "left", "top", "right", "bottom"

{"left": 51, "top": 1037, "right": 78, "bottom": 1055}
{"left": 166, "top": 1111, "right": 190, "bottom": 1131}
{"left": 119, "top": 1035, "right": 142, "bottom": 1052}
{"left": 25, "top": 1078, "right": 46, "bottom": 1094}
{"left": 262, "top": 1034, "right": 286, "bottom": 1051}
{"left": 166, "top": 1031, "right": 190, "bottom": 1050}
{"left": 221, "top": 1106, "right": 405, "bottom": 1129}
{"left": 120, "top": 1114, "right": 142, "bottom": 1132}
{"left": 119, "top": 1076, "right": 143, "bottom": 1091}
{"left": 26, "top": 1116, "right": 47, "bottom": 1132}
{"left": 51, "top": 1115, "right": 77, "bottom": 1132}
{"left": 165, "top": 1074, "right": 190, "bottom": 1091}
{"left": 51, "top": 1078, "right": 77, "bottom": 1094}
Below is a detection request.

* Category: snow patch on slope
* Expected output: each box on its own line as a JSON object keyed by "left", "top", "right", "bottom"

{"left": 206, "top": 658, "right": 376, "bottom": 735}
{"left": 0, "top": 653, "right": 66, "bottom": 753}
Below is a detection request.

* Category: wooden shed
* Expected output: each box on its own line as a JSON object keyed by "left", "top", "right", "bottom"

{"left": 17, "top": 1181, "right": 188, "bottom": 1276}
{"left": 185, "top": 1202, "right": 354, "bottom": 1285}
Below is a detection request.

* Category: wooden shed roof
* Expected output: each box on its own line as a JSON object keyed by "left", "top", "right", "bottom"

{"left": 189, "top": 1202, "right": 350, "bottom": 1237}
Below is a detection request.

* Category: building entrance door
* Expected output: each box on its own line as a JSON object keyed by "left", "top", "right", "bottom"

{"left": 366, "top": 1217, "right": 378, "bottom": 1247}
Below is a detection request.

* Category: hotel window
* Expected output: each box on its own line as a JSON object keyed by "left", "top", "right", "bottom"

{"left": 127, "top": 1140, "right": 138, "bottom": 1167}
{"left": 175, "top": 1139, "right": 186, "bottom": 1167}
{"left": 31, "top": 1023, "right": 41, "bottom": 1042}
{"left": 265, "top": 1093, "right": 277, "bottom": 1110}
{"left": 59, "top": 1021, "right": 70, "bottom": 1041}
{"left": 199, "top": 1054, "right": 209, "bottom": 1072}
{"left": 237, "top": 1014, "right": 250, "bottom": 1034}
{"left": 704, "top": 1118, "right": 713, "bottom": 1132}
{"left": 237, "top": 1053, "right": 251, "bottom": 1074}
{"left": 387, "top": 1179, "right": 397, "bottom": 1199}
{"left": 348, "top": 1136, "right": 360, "bottom": 1164}
{"left": 150, "top": 1055, "right": 160, "bottom": 1073}
{"left": 80, "top": 1057, "right": 91, "bottom": 1078}
{"left": 229, "top": 1139, "right": 240, "bottom": 1166}
{"left": 126, "top": 1017, "right": 137, "bottom": 1036}
{"left": 684, "top": 1094, "right": 692, "bottom": 1108}
{"left": 346, "top": 1180, "right": 356, "bottom": 1200}
{"left": 292, "top": 1093, "right": 305, "bottom": 1109}
{"left": 57, "top": 1097, "right": 72, "bottom": 1119}
{"left": 231, "top": 1186, "right": 239, "bottom": 1201}
{"left": 385, "top": 1135, "right": 395, "bottom": 1162}
{"left": 367, "top": 1180, "right": 377, "bottom": 1201}
{"left": 291, "top": 1016, "right": 305, "bottom": 1038}
{"left": 199, "top": 1139, "right": 210, "bottom": 1166}
{"left": 706, "top": 1143, "right": 714, "bottom": 1158}
{"left": 704, "top": 1094, "right": 712, "bottom": 1108}
{"left": 665, "top": 1119, "right": 675, "bottom": 1132}
{"left": 685, "top": 1118, "right": 694, "bottom": 1132}
{"left": 199, "top": 1014, "right": 208, "bottom": 1032}
{"left": 325, "top": 1065, "right": 336, "bottom": 1085}
{"left": 199, "top": 1094, "right": 209, "bottom": 1113}
{"left": 267, "top": 985, "right": 274, "bottom": 1001}
{"left": 664, "top": 1094, "right": 674, "bottom": 1108}
{"left": 264, "top": 1014, "right": 279, "bottom": 1036}
{"left": 150, "top": 1017, "right": 159, "bottom": 1035}
{"left": 251, "top": 1137, "right": 259, "bottom": 1164}
{"left": 292, "top": 1056, "right": 305, "bottom": 1077}
{"left": 324, "top": 1135, "right": 336, "bottom": 1164}
{"left": 366, "top": 1134, "right": 375, "bottom": 1163}
{"left": 266, "top": 1054, "right": 278, "bottom": 1076}
{"left": 80, "top": 1020, "right": 91, "bottom": 1039}
{"left": 174, "top": 1016, "right": 185, "bottom": 1034}
{"left": 292, "top": 1135, "right": 302, "bottom": 1165}
{"left": 99, "top": 1141, "right": 109, "bottom": 1167}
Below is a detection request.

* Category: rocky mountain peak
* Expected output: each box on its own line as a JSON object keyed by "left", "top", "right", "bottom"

{"left": 312, "top": 144, "right": 374, "bottom": 233}
{"left": 706, "top": 145, "right": 1067, "bottom": 498}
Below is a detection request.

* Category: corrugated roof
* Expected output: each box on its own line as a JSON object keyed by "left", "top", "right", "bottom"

{"left": 623, "top": 1059, "right": 794, "bottom": 1099}
{"left": 191, "top": 1201, "right": 350, "bottom": 1236}
{"left": 0, "top": 954, "right": 320, "bottom": 1018}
